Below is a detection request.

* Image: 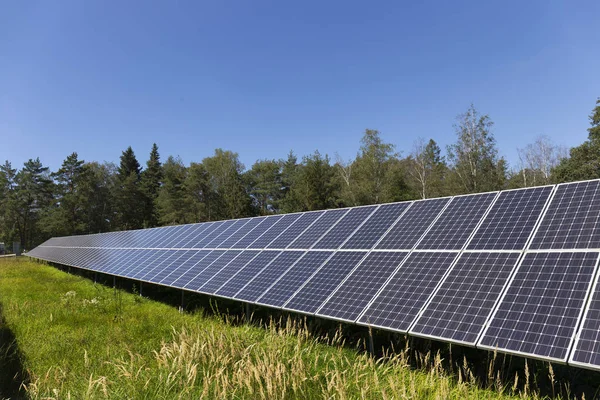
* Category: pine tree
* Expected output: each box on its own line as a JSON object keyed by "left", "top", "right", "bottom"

{"left": 41, "top": 152, "right": 87, "bottom": 236}
{"left": 141, "top": 143, "right": 162, "bottom": 227}
{"left": 14, "top": 158, "right": 54, "bottom": 248}
{"left": 115, "top": 147, "right": 144, "bottom": 230}
{"left": 156, "top": 156, "right": 191, "bottom": 225}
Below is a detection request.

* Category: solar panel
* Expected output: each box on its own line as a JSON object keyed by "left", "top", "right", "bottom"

{"left": 232, "top": 215, "right": 282, "bottom": 248}
{"left": 234, "top": 251, "right": 306, "bottom": 302}
{"left": 135, "top": 228, "right": 163, "bottom": 248}
{"left": 416, "top": 192, "right": 497, "bottom": 250}
{"left": 570, "top": 265, "right": 600, "bottom": 370}
{"left": 170, "top": 250, "right": 224, "bottom": 288}
{"left": 146, "top": 250, "right": 195, "bottom": 283}
{"left": 171, "top": 224, "right": 209, "bottom": 248}
{"left": 104, "top": 249, "right": 143, "bottom": 275}
{"left": 204, "top": 219, "right": 248, "bottom": 248}
{"left": 248, "top": 214, "right": 301, "bottom": 248}
{"left": 376, "top": 197, "right": 449, "bottom": 250}
{"left": 131, "top": 250, "right": 177, "bottom": 280}
{"left": 217, "top": 217, "right": 265, "bottom": 248}
{"left": 183, "top": 250, "right": 242, "bottom": 291}
{"left": 468, "top": 186, "right": 553, "bottom": 250}
{"left": 342, "top": 203, "right": 411, "bottom": 249}
{"left": 283, "top": 251, "right": 367, "bottom": 314}
{"left": 479, "top": 252, "right": 598, "bottom": 361}
{"left": 216, "top": 251, "right": 283, "bottom": 299}
{"left": 530, "top": 181, "right": 600, "bottom": 249}
{"left": 29, "top": 178, "right": 600, "bottom": 370}
{"left": 317, "top": 251, "right": 409, "bottom": 322}
{"left": 199, "top": 250, "right": 261, "bottom": 294}
{"left": 312, "top": 207, "right": 377, "bottom": 249}
{"left": 266, "top": 212, "right": 324, "bottom": 249}
{"left": 287, "top": 209, "right": 348, "bottom": 249}
{"left": 256, "top": 251, "right": 334, "bottom": 308}
{"left": 410, "top": 252, "right": 521, "bottom": 345}
{"left": 176, "top": 223, "right": 213, "bottom": 248}
{"left": 162, "top": 225, "right": 195, "bottom": 248}
{"left": 159, "top": 250, "right": 212, "bottom": 286}
{"left": 144, "top": 226, "right": 180, "bottom": 248}
{"left": 139, "top": 250, "right": 192, "bottom": 282}
{"left": 357, "top": 252, "right": 458, "bottom": 331}
{"left": 191, "top": 221, "right": 230, "bottom": 248}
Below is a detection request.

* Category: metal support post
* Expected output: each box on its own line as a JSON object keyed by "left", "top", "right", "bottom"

{"left": 113, "top": 276, "right": 116, "bottom": 288}
{"left": 368, "top": 329, "right": 375, "bottom": 357}
{"left": 245, "top": 303, "right": 251, "bottom": 324}
{"left": 179, "top": 291, "right": 185, "bottom": 313}
{"left": 139, "top": 282, "right": 143, "bottom": 296}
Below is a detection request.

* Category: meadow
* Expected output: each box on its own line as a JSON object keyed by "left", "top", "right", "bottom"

{"left": 0, "top": 257, "right": 596, "bottom": 399}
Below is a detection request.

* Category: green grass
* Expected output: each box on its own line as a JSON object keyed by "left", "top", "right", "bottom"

{"left": 0, "top": 258, "right": 577, "bottom": 399}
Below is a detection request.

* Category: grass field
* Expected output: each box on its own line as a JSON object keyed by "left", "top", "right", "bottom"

{"left": 0, "top": 257, "right": 593, "bottom": 399}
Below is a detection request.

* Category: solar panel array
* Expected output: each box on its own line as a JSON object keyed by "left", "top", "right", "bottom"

{"left": 27, "top": 180, "right": 600, "bottom": 370}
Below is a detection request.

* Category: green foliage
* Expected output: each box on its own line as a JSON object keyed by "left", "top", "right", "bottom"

{"left": 0, "top": 161, "right": 18, "bottom": 245}
{"left": 447, "top": 104, "right": 504, "bottom": 194}
{"left": 115, "top": 147, "right": 145, "bottom": 230}
{"left": 13, "top": 158, "right": 54, "bottom": 249}
{"left": 140, "top": 143, "right": 163, "bottom": 228}
{"left": 244, "top": 159, "right": 284, "bottom": 215}
{"left": 202, "top": 149, "right": 253, "bottom": 220}
{"left": 40, "top": 152, "right": 88, "bottom": 237}
{"left": 156, "top": 156, "right": 192, "bottom": 225}
{"left": 406, "top": 138, "right": 448, "bottom": 199}
{"left": 552, "top": 99, "right": 600, "bottom": 182}
{"left": 4, "top": 96, "right": 600, "bottom": 247}
{"left": 285, "top": 150, "right": 340, "bottom": 211}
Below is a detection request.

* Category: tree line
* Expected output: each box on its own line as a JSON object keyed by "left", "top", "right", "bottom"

{"left": 1, "top": 100, "right": 598, "bottom": 250}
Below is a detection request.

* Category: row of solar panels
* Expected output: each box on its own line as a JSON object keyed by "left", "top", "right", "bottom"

{"left": 28, "top": 180, "right": 600, "bottom": 372}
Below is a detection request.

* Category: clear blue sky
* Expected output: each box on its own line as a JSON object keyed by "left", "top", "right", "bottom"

{"left": 1, "top": 1, "right": 599, "bottom": 172}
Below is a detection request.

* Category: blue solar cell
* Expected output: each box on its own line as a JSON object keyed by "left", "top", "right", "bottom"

{"left": 160, "top": 250, "right": 212, "bottom": 286}
{"left": 146, "top": 250, "right": 196, "bottom": 283}
{"left": 267, "top": 212, "right": 324, "bottom": 249}
{"left": 199, "top": 250, "right": 261, "bottom": 294}
{"left": 479, "top": 252, "right": 598, "bottom": 361}
{"left": 184, "top": 250, "right": 242, "bottom": 291}
{"left": 342, "top": 203, "right": 411, "bottom": 249}
{"left": 312, "top": 207, "right": 377, "bottom": 249}
{"left": 233, "top": 215, "right": 283, "bottom": 248}
{"left": 217, "top": 217, "right": 266, "bottom": 248}
{"left": 416, "top": 192, "right": 497, "bottom": 250}
{"left": 283, "top": 251, "right": 366, "bottom": 314}
{"left": 358, "top": 252, "right": 458, "bottom": 331}
{"left": 530, "top": 181, "right": 600, "bottom": 249}
{"left": 170, "top": 250, "right": 224, "bottom": 288}
{"left": 411, "top": 252, "right": 520, "bottom": 345}
{"left": 192, "top": 221, "right": 231, "bottom": 248}
{"left": 216, "top": 251, "right": 282, "bottom": 299}
{"left": 234, "top": 251, "right": 306, "bottom": 302}
{"left": 468, "top": 186, "right": 553, "bottom": 250}
{"left": 317, "top": 251, "right": 409, "bottom": 321}
{"left": 256, "top": 251, "right": 334, "bottom": 308}
{"left": 205, "top": 219, "right": 251, "bottom": 248}
{"left": 247, "top": 214, "right": 302, "bottom": 248}
{"left": 375, "top": 198, "right": 450, "bottom": 250}
{"left": 287, "top": 210, "right": 348, "bottom": 249}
